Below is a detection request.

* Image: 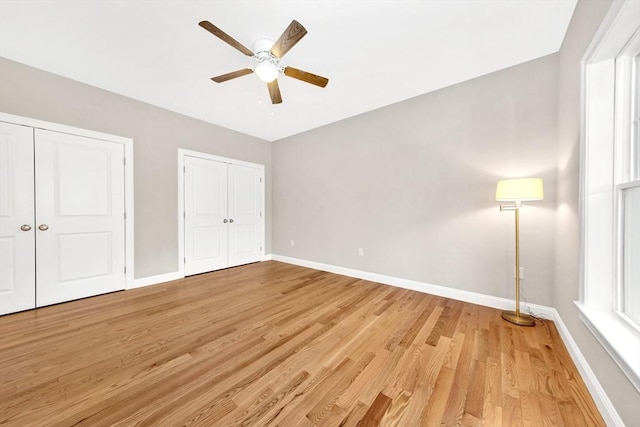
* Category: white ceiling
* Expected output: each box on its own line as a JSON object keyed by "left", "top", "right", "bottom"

{"left": 0, "top": 1, "right": 577, "bottom": 142}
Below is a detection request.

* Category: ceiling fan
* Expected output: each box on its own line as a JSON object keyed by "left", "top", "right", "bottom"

{"left": 199, "top": 20, "right": 329, "bottom": 104}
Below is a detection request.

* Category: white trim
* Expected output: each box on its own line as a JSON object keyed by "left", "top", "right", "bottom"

{"left": 178, "top": 152, "right": 186, "bottom": 278}
{"left": 576, "top": 302, "right": 640, "bottom": 393}
{"left": 579, "top": 0, "right": 640, "bottom": 393}
{"left": 124, "top": 132, "right": 135, "bottom": 290}
{"left": 177, "top": 149, "right": 265, "bottom": 278}
{"left": 0, "top": 112, "right": 132, "bottom": 145}
{"left": 180, "top": 148, "right": 267, "bottom": 170}
{"left": 270, "top": 254, "right": 555, "bottom": 319}
{"left": 579, "top": 0, "right": 640, "bottom": 305}
{"left": 263, "top": 253, "right": 274, "bottom": 261}
{"left": 0, "top": 112, "right": 135, "bottom": 290}
{"left": 618, "top": 179, "right": 640, "bottom": 190}
{"left": 130, "top": 271, "right": 183, "bottom": 289}
{"left": 258, "top": 167, "right": 265, "bottom": 260}
{"left": 560, "top": 306, "right": 626, "bottom": 427}
{"left": 583, "top": 0, "right": 638, "bottom": 64}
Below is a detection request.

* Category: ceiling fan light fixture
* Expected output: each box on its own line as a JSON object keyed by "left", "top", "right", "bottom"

{"left": 255, "top": 61, "right": 279, "bottom": 83}
{"left": 201, "top": 22, "right": 328, "bottom": 104}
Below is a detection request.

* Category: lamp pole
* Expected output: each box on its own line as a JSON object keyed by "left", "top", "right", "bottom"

{"left": 501, "top": 201, "right": 535, "bottom": 326}
{"left": 514, "top": 204, "right": 521, "bottom": 317}
{"left": 495, "top": 177, "right": 543, "bottom": 327}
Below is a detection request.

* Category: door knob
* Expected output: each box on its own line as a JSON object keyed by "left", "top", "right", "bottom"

{"left": 229, "top": 219, "right": 234, "bottom": 223}
{"left": 38, "top": 224, "right": 49, "bottom": 231}
{"left": 20, "top": 224, "right": 32, "bottom": 231}
{"left": 223, "top": 219, "right": 228, "bottom": 223}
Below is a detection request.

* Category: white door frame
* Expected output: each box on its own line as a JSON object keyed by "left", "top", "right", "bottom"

{"left": 0, "top": 112, "right": 135, "bottom": 289}
{"left": 177, "top": 148, "right": 265, "bottom": 278}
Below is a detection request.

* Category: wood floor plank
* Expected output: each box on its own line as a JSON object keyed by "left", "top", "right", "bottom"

{"left": 358, "top": 392, "right": 392, "bottom": 426}
{"left": 441, "top": 329, "right": 474, "bottom": 425}
{"left": 464, "top": 358, "right": 486, "bottom": 419}
{"left": 379, "top": 389, "right": 411, "bottom": 426}
{"left": 420, "top": 366, "right": 456, "bottom": 427}
{"left": 305, "top": 352, "right": 375, "bottom": 424}
{"left": 515, "top": 349, "right": 543, "bottom": 427}
{"left": 338, "top": 401, "right": 370, "bottom": 427}
{"left": 338, "top": 346, "right": 402, "bottom": 408}
{"left": 394, "top": 336, "right": 450, "bottom": 425}
{"left": 0, "top": 261, "right": 605, "bottom": 426}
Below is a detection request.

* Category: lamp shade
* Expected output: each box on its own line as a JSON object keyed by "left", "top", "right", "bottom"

{"left": 496, "top": 178, "right": 544, "bottom": 201}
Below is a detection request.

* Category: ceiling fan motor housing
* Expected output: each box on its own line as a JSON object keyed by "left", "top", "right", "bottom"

{"left": 253, "top": 39, "right": 281, "bottom": 82}
{"left": 253, "top": 39, "right": 276, "bottom": 61}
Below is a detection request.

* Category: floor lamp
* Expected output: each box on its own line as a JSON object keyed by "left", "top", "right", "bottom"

{"left": 496, "top": 178, "right": 544, "bottom": 326}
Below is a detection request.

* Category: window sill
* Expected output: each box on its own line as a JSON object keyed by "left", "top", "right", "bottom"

{"left": 575, "top": 301, "right": 640, "bottom": 392}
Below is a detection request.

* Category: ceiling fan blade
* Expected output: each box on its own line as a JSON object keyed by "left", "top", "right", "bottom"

{"left": 283, "top": 67, "right": 329, "bottom": 88}
{"left": 268, "top": 80, "right": 283, "bottom": 104}
{"left": 211, "top": 68, "right": 253, "bottom": 83}
{"left": 199, "top": 21, "right": 254, "bottom": 56}
{"left": 270, "top": 20, "right": 307, "bottom": 59}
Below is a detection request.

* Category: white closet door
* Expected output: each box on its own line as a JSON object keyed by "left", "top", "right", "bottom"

{"left": 184, "top": 156, "right": 228, "bottom": 275}
{"left": 228, "top": 164, "right": 262, "bottom": 267}
{"left": 35, "top": 129, "right": 126, "bottom": 306}
{"left": 0, "top": 123, "right": 36, "bottom": 315}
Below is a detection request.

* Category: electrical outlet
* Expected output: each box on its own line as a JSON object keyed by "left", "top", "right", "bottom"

{"left": 290, "top": 240, "right": 295, "bottom": 247}
{"left": 358, "top": 247, "right": 364, "bottom": 256}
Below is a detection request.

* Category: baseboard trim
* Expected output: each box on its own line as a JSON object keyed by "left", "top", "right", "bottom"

{"left": 270, "top": 254, "right": 622, "bottom": 426}
{"left": 271, "top": 254, "right": 554, "bottom": 317}
{"left": 551, "top": 308, "right": 625, "bottom": 427}
{"left": 130, "top": 271, "right": 183, "bottom": 289}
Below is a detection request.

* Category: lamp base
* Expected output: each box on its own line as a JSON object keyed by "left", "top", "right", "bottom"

{"left": 501, "top": 310, "right": 536, "bottom": 326}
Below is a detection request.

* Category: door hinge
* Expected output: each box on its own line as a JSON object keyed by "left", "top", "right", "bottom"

{"left": 260, "top": 177, "right": 262, "bottom": 183}
{"left": 184, "top": 257, "right": 186, "bottom": 263}
{"left": 124, "top": 266, "right": 127, "bottom": 274}
{"left": 124, "top": 212, "right": 127, "bottom": 220}
{"left": 260, "top": 211, "right": 262, "bottom": 218}
{"left": 123, "top": 157, "right": 126, "bottom": 166}
{"left": 183, "top": 211, "right": 186, "bottom": 218}
{"left": 260, "top": 246, "right": 263, "bottom": 252}
{"left": 183, "top": 166, "right": 186, "bottom": 173}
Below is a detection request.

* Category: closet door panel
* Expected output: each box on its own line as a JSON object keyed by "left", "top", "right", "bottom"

{"left": 0, "top": 122, "right": 35, "bottom": 315}
{"left": 228, "top": 164, "right": 262, "bottom": 267}
{"left": 184, "top": 156, "right": 228, "bottom": 275}
{"left": 35, "top": 129, "right": 126, "bottom": 306}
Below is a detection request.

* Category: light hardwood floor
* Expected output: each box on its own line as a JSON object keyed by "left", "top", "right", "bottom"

{"left": 0, "top": 261, "right": 604, "bottom": 426}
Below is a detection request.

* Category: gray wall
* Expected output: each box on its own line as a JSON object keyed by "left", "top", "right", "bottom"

{"left": 0, "top": 58, "right": 272, "bottom": 278}
{"left": 273, "top": 54, "right": 559, "bottom": 306}
{"left": 2, "top": 0, "right": 636, "bottom": 421}
{"left": 555, "top": 0, "right": 640, "bottom": 424}
{"left": 272, "top": 0, "right": 638, "bottom": 423}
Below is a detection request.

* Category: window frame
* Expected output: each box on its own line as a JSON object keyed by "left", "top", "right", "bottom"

{"left": 617, "top": 181, "right": 640, "bottom": 329}
{"left": 578, "top": 0, "right": 640, "bottom": 393}
{"left": 613, "top": 33, "right": 640, "bottom": 330}
{"left": 632, "top": 53, "right": 640, "bottom": 180}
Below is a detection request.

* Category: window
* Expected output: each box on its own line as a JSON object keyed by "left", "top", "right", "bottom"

{"left": 616, "top": 38, "right": 640, "bottom": 329}
{"left": 622, "top": 52, "right": 640, "bottom": 325}
{"left": 633, "top": 53, "right": 640, "bottom": 179}
{"left": 622, "top": 184, "right": 639, "bottom": 325}
{"left": 579, "top": 0, "right": 640, "bottom": 392}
